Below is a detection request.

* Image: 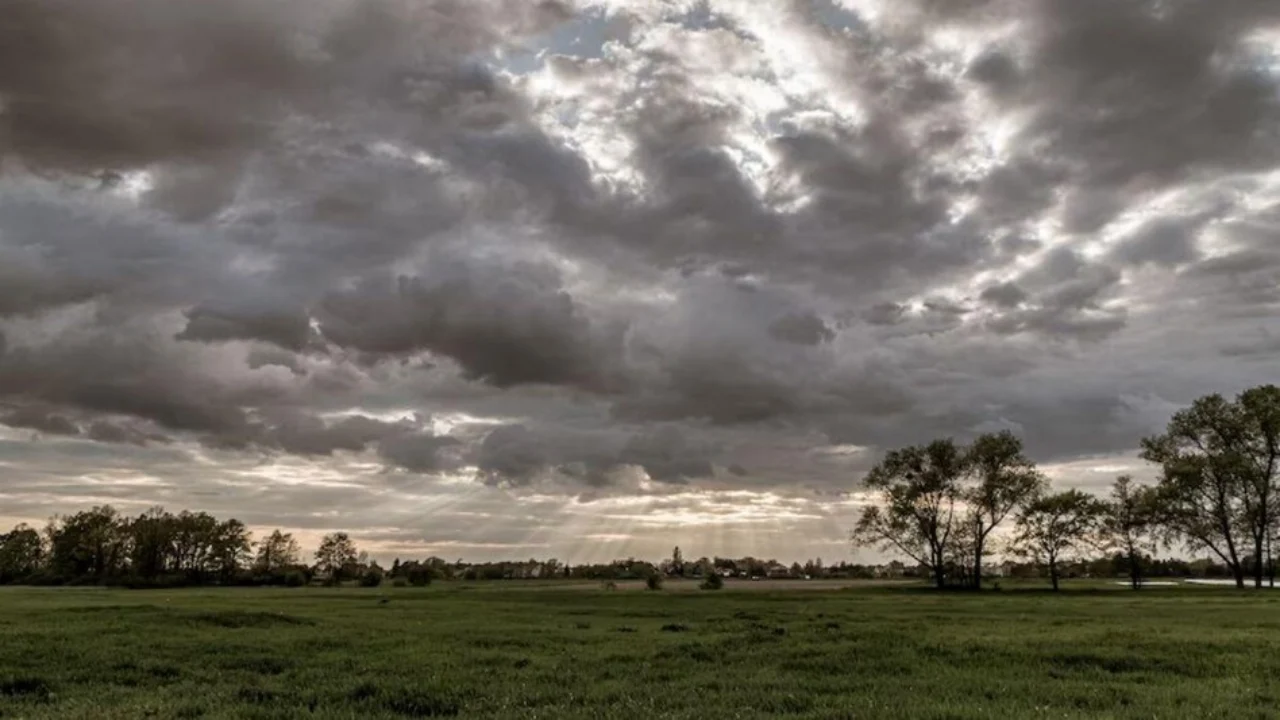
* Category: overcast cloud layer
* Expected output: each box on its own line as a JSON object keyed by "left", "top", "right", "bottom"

{"left": 2, "top": 0, "right": 1278, "bottom": 563}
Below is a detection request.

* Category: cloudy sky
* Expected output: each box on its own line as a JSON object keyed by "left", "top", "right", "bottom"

{"left": 1, "top": 0, "right": 1278, "bottom": 564}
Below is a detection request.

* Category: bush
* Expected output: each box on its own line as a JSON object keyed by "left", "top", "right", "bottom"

{"left": 646, "top": 574, "right": 664, "bottom": 591}
{"left": 359, "top": 569, "right": 383, "bottom": 588}
{"left": 283, "top": 571, "right": 308, "bottom": 587}
{"left": 700, "top": 573, "right": 724, "bottom": 591}
{"left": 391, "top": 577, "right": 409, "bottom": 588}
{"left": 602, "top": 581, "right": 618, "bottom": 591}
{"left": 406, "top": 567, "right": 434, "bottom": 587}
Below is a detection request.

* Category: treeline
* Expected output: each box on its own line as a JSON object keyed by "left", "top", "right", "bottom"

{"left": 853, "top": 385, "right": 1280, "bottom": 591}
{"left": 0, "top": 506, "right": 317, "bottom": 587}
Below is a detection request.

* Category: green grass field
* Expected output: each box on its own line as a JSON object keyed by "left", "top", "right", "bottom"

{"left": 2, "top": 581, "right": 1279, "bottom": 719}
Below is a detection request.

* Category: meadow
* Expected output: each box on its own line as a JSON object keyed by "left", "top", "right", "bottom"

{"left": 2, "top": 581, "right": 1279, "bottom": 719}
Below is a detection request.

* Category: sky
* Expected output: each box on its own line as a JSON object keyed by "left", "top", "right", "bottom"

{"left": 1, "top": 0, "right": 1278, "bottom": 565}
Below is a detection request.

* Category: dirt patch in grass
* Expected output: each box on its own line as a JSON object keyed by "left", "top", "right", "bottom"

{"left": 189, "top": 610, "right": 315, "bottom": 628}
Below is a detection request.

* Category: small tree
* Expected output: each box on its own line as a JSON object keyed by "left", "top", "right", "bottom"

{"left": 360, "top": 564, "right": 384, "bottom": 588}
{"left": 700, "top": 572, "right": 724, "bottom": 591}
{"left": 852, "top": 439, "right": 966, "bottom": 589}
{"left": 256, "top": 530, "right": 301, "bottom": 575}
{"left": 1014, "top": 490, "right": 1104, "bottom": 591}
{"left": 1099, "top": 476, "right": 1159, "bottom": 590}
{"left": 315, "top": 533, "right": 359, "bottom": 585}
{"left": 646, "top": 573, "right": 664, "bottom": 591}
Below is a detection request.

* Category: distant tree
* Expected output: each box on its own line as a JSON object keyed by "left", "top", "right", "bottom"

{"left": 646, "top": 573, "right": 664, "bottom": 591}
{"left": 315, "top": 533, "right": 359, "bottom": 584}
{"left": 255, "top": 530, "right": 301, "bottom": 574}
{"left": 852, "top": 439, "right": 966, "bottom": 589}
{"left": 1099, "top": 476, "right": 1160, "bottom": 590}
{"left": 671, "top": 546, "right": 684, "bottom": 577}
{"left": 1014, "top": 490, "right": 1104, "bottom": 591}
{"left": 360, "top": 563, "right": 384, "bottom": 587}
{"left": 700, "top": 572, "right": 724, "bottom": 590}
{"left": 963, "top": 431, "right": 1046, "bottom": 589}
{"left": 0, "top": 524, "right": 44, "bottom": 583}
{"left": 126, "top": 508, "right": 177, "bottom": 580}
{"left": 406, "top": 564, "right": 434, "bottom": 587}
{"left": 210, "top": 519, "right": 252, "bottom": 580}
{"left": 48, "top": 506, "right": 125, "bottom": 580}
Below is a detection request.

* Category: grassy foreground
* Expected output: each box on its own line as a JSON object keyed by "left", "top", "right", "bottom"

{"left": 1, "top": 582, "right": 1278, "bottom": 719}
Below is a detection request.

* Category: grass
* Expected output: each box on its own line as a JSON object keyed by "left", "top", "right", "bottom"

{"left": 1, "top": 581, "right": 1279, "bottom": 718}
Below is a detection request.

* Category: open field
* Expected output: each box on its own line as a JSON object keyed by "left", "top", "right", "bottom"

{"left": 2, "top": 583, "right": 1280, "bottom": 719}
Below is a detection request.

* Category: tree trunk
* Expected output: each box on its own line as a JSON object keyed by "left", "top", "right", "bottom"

{"left": 933, "top": 564, "right": 946, "bottom": 590}
{"left": 1128, "top": 550, "right": 1140, "bottom": 591}
{"left": 1255, "top": 535, "right": 1264, "bottom": 589}
{"left": 1050, "top": 562, "right": 1060, "bottom": 592}
{"left": 972, "top": 537, "right": 984, "bottom": 591}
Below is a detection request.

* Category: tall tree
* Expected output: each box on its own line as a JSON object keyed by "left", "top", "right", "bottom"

{"left": 315, "top": 532, "right": 359, "bottom": 583}
{"left": 1238, "top": 386, "right": 1280, "bottom": 588}
{"left": 48, "top": 506, "right": 125, "bottom": 579}
{"left": 1141, "top": 394, "right": 1252, "bottom": 588}
{"left": 1014, "top": 490, "right": 1104, "bottom": 591}
{"left": 853, "top": 439, "right": 966, "bottom": 589}
{"left": 210, "top": 519, "right": 252, "bottom": 580}
{"left": 1099, "top": 476, "right": 1159, "bottom": 590}
{"left": 0, "top": 524, "right": 44, "bottom": 583}
{"left": 963, "top": 431, "right": 1046, "bottom": 589}
{"left": 255, "top": 530, "right": 301, "bottom": 573}
{"left": 127, "top": 508, "right": 178, "bottom": 580}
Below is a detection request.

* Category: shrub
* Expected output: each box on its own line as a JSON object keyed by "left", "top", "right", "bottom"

{"left": 646, "top": 574, "right": 664, "bottom": 591}
{"left": 602, "top": 581, "right": 618, "bottom": 591}
{"left": 359, "top": 569, "right": 383, "bottom": 588}
{"left": 700, "top": 573, "right": 724, "bottom": 591}
{"left": 283, "top": 571, "right": 308, "bottom": 587}
{"left": 391, "top": 577, "right": 409, "bottom": 588}
{"left": 406, "top": 567, "right": 434, "bottom": 587}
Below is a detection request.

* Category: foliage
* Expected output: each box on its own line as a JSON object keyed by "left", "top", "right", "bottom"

{"left": 963, "top": 431, "right": 1047, "bottom": 589}
{"left": 1141, "top": 386, "right": 1280, "bottom": 589}
{"left": 255, "top": 530, "right": 301, "bottom": 574}
{"left": 645, "top": 573, "right": 664, "bottom": 591}
{"left": 0, "top": 525, "right": 43, "bottom": 584}
{"left": 1099, "top": 476, "right": 1161, "bottom": 590}
{"left": 852, "top": 439, "right": 967, "bottom": 589}
{"left": 314, "top": 533, "right": 360, "bottom": 584}
{"left": 1014, "top": 490, "right": 1106, "bottom": 591}
{"left": 699, "top": 573, "right": 724, "bottom": 590}
{"left": 359, "top": 567, "right": 384, "bottom": 588}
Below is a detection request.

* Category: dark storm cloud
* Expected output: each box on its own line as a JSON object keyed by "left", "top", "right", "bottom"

{"left": 2, "top": 0, "right": 1279, "bottom": 531}
{"left": 0, "top": 0, "right": 574, "bottom": 174}
{"left": 1109, "top": 218, "right": 1205, "bottom": 269}
{"left": 474, "top": 422, "right": 721, "bottom": 487}
{"left": 768, "top": 312, "right": 835, "bottom": 346}
{"left": 314, "top": 253, "right": 621, "bottom": 390}
{"left": 176, "top": 305, "right": 317, "bottom": 352}
{"left": 1, "top": 406, "right": 80, "bottom": 437}
{"left": 0, "top": 331, "right": 255, "bottom": 438}
{"left": 376, "top": 432, "right": 465, "bottom": 473}
{"left": 980, "top": 282, "right": 1028, "bottom": 309}
{"left": 262, "top": 412, "right": 415, "bottom": 457}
